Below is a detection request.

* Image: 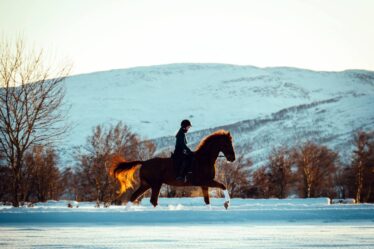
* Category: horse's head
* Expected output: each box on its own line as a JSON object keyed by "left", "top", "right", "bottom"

{"left": 219, "top": 131, "right": 236, "bottom": 162}
{"left": 196, "top": 130, "right": 236, "bottom": 162}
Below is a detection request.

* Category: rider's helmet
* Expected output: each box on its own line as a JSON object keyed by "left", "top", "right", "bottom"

{"left": 181, "top": 119, "right": 192, "bottom": 128}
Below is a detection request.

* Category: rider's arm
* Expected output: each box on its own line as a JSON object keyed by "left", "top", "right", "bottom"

{"left": 176, "top": 131, "right": 192, "bottom": 154}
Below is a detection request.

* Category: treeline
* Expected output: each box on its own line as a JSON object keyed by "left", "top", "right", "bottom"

{"left": 0, "top": 122, "right": 156, "bottom": 205}
{"left": 1, "top": 120, "right": 373, "bottom": 205}
{"left": 218, "top": 131, "right": 374, "bottom": 203}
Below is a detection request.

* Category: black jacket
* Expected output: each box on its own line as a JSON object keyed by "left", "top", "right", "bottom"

{"left": 174, "top": 128, "right": 192, "bottom": 155}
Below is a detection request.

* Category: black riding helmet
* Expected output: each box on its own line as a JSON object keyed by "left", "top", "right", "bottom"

{"left": 181, "top": 119, "right": 192, "bottom": 128}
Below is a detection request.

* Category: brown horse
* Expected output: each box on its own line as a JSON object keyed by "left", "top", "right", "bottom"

{"left": 109, "top": 130, "right": 235, "bottom": 209}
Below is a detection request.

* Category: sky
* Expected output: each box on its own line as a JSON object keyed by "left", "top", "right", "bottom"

{"left": 0, "top": 0, "right": 373, "bottom": 75}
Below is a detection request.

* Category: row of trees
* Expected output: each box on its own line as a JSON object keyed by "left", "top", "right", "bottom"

{"left": 221, "top": 131, "right": 374, "bottom": 203}
{"left": 0, "top": 145, "right": 69, "bottom": 203}
{"left": 0, "top": 121, "right": 156, "bottom": 205}
{"left": 252, "top": 143, "right": 337, "bottom": 199}
{"left": 2, "top": 123, "right": 373, "bottom": 205}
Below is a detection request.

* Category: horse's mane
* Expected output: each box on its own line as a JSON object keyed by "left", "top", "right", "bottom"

{"left": 195, "top": 130, "right": 232, "bottom": 151}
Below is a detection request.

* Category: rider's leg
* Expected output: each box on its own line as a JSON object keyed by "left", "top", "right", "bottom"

{"left": 176, "top": 159, "right": 187, "bottom": 181}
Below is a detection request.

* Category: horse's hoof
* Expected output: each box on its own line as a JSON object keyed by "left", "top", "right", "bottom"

{"left": 150, "top": 200, "right": 158, "bottom": 208}
{"left": 224, "top": 201, "right": 230, "bottom": 210}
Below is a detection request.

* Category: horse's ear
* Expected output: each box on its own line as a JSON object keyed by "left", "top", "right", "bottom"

{"left": 228, "top": 131, "right": 232, "bottom": 139}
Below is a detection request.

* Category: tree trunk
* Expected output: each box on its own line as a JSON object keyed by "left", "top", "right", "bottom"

{"left": 355, "top": 161, "right": 363, "bottom": 203}
{"left": 307, "top": 184, "right": 311, "bottom": 198}
{"left": 13, "top": 177, "right": 20, "bottom": 207}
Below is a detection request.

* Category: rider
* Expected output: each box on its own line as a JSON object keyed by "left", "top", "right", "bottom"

{"left": 174, "top": 119, "right": 193, "bottom": 182}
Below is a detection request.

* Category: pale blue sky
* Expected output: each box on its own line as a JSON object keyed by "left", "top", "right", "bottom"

{"left": 1, "top": 0, "right": 373, "bottom": 75}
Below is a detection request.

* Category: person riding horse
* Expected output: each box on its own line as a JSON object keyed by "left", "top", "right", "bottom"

{"left": 174, "top": 119, "right": 193, "bottom": 182}
{"left": 110, "top": 128, "right": 235, "bottom": 209}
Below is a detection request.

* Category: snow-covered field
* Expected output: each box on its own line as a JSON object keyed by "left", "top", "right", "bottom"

{"left": 1, "top": 198, "right": 374, "bottom": 248}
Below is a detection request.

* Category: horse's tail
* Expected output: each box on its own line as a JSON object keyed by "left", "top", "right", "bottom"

{"left": 109, "top": 156, "right": 142, "bottom": 195}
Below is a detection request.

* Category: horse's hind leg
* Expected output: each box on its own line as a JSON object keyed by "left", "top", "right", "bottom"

{"left": 150, "top": 183, "right": 162, "bottom": 207}
{"left": 202, "top": 187, "right": 211, "bottom": 209}
{"left": 112, "top": 193, "right": 124, "bottom": 205}
{"left": 130, "top": 183, "right": 150, "bottom": 203}
{"left": 202, "top": 187, "right": 210, "bottom": 204}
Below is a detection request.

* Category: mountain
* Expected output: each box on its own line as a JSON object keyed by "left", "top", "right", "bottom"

{"left": 63, "top": 63, "right": 374, "bottom": 166}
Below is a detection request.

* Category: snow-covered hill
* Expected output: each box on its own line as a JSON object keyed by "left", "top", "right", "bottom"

{"left": 63, "top": 63, "right": 374, "bottom": 165}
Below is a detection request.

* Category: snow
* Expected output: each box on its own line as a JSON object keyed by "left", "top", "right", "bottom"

{"left": 1, "top": 198, "right": 374, "bottom": 248}
{"left": 1, "top": 225, "right": 374, "bottom": 249}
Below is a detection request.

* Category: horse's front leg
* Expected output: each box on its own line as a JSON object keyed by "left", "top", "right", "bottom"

{"left": 150, "top": 183, "right": 162, "bottom": 207}
{"left": 201, "top": 187, "right": 211, "bottom": 209}
{"left": 206, "top": 180, "right": 230, "bottom": 209}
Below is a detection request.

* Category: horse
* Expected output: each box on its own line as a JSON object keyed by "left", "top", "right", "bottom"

{"left": 109, "top": 129, "right": 236, "bottom": 209}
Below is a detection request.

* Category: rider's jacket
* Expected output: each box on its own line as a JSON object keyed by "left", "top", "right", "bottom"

{"left": 174, "top": 128, "right": 192, "bottom": 156}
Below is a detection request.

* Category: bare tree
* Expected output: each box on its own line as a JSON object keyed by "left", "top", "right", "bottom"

{"left": 136, "top": 140, "right": 156, "bottom": 161}
{"left": 293, "top": 142, "right": 337, "bottom": 198}
{"left": 250, "top": 147, "right": 293, "bottom": 199}
{"left": 351, "top": 131, "right": 374, "bottom": 203}
{"left": 23, "top": 145, "right": 62, "bottom": 202}
{"left": 335, "top": 164, "right": 355, "bottom": 199}
{"left": 75, "top": 125, "right": 121, "bottom": 204}
{"left": 0, "top": 38, "right": 71, "bottom": 206}
{"left": 0, "top": 166, "right": 11, "bottom": 202}
{"left": 57, "top": 167, "right": 81, "bottom": 201}
{"left": 252, "top": 166, "right": 272, "bottom": 198}
{"left": 267, "top": 146, "right": 293, "bottom": 198}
